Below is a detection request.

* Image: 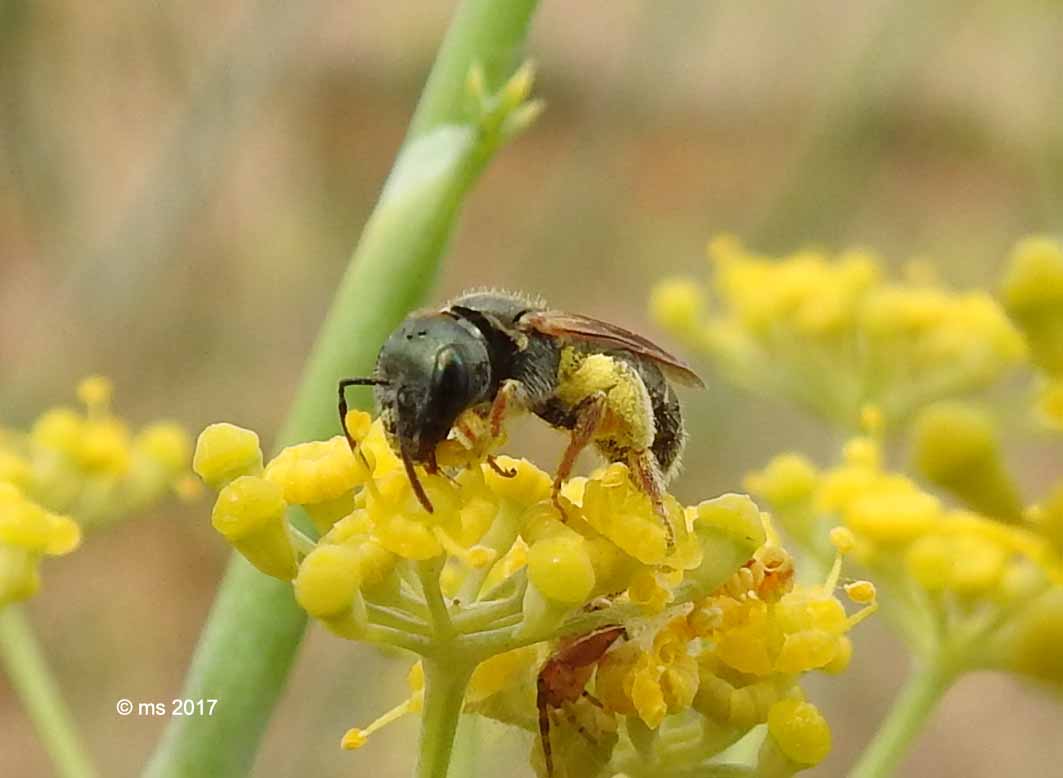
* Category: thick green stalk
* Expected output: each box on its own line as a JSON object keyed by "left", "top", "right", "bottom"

{"left": 848, "top": 658, "right": 957, "bottom": 778}
{"left": 416, "top": 659, "right": 475, "bottom": 778}
{"left": 143, "top": 2, "right": 539, "bottom": 776}
{"left": 0, "top": 606, "right": 98, "bottom": 778}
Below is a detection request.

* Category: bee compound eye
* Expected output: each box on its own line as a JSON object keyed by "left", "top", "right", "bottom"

{"left": 434, "top": 348, "right": 468, "bottom": 399}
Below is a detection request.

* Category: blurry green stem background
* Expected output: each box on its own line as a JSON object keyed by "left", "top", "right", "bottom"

{"left": 144, "top": 0, "right": 539, "bottom": 775}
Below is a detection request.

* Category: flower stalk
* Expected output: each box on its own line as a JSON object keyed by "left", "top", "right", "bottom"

{"left": 417, "top": 659, "right": 476, "bottom": 778}
{"left": 0, "top": 606, "right": 98, "bottom": 778}
{"left": 849, "top": 657, "right": 957, "bottom": 778}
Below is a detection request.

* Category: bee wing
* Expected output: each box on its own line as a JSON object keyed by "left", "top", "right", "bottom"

{"left": 520, "top": 310, "right": 706, "bottom": 389}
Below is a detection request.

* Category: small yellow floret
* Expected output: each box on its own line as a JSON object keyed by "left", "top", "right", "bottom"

{"left": 582, "top": 464, "right": 669, "bottom": 565}
{"left": 768, "top": 699, "right": 831, "bottom": 766}
{"left": 343, "top": 410, "right": 373, "bottom": 444}
{"left": 482, "top": 457, "right": 551, "bottom": 506}
{"left": 527, "top": 535, "right": 595, "bottom": 604}
{"left": 77, "top": 418, "right": 132, "bottom": 475}
{"left": 76, "top": 375, "right": 113, "bottom": 413}
{"left": 0, "top": 485, "right": 81, "bottom": 555}
{"left": 135, "top": 422, "right": 192, "bottom": 474}
{"left": 745, "top": 454, "right": 818, "bottom": 506}
{"left": 265, "top": 436, "right": 368, "bottom": 506}
{"left": 193, "top": 423, "right": 263, "bottom": 490}
{"left": 1036, "top": 379, "right": 1063, "bottom": 430}
{"left": 294, "top": 544, "right": 362, "bottom": 619}
{"left": 649, "top": 278, "right": 705, "bottom": 334}
{"left": 211, "top": 476, "right": 296, "bottom": 580}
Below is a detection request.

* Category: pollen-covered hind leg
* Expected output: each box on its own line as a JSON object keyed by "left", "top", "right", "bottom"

{"left": 630, "top": 448, "right": 675, "bottom": 551}
{"left": 553, "top": 392, "right": 608, "bottom": 517}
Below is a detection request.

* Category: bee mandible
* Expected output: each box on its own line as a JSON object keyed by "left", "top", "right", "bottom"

{"left": 338, "top": 290, "right": 704, "bottom": 547}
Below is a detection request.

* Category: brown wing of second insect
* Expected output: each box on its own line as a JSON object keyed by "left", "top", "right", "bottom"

{"left": 520, "top": 310, "right": 706, "bottom": 389}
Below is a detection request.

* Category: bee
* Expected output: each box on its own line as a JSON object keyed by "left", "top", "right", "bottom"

{"left": 338, "top": 290, "right": 704, "bottom": 546}
{"left": 536, "top": 625, "right": 627, "bottom": 777}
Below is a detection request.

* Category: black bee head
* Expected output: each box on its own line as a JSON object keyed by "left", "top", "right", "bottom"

{"left": 374, "top": 314, "right": 492, "bottom": 465}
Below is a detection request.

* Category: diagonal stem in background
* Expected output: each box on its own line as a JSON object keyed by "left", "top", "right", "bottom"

{"left": 142, "top": 1, "right": 540, "bottom": 775}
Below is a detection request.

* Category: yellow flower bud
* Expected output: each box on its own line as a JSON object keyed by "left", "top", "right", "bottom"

{"left": 998, "top": 586, "right": 1063, "bottom": 685}
{"left": 265, "top": 436, "right": 368, "bottom": 506}
{"left": 343, "top": 410, "right": 373, "bottom": 444}
{"left": 845, "top": 490, "right": 939, "bottom": 544}
{"left": 526, "top": 535, "right": 595, "bottom": 604}
{"left": 193, "top": 423, "right": 263, "bottom": 490}
{"left": 911, "top": 403, "right": 1022, "bottom": 521}
{"left": 0, "top": 485, "right": 81, "bottom": 555}
{"left": 31, "top": 408, "right": 83, "bottom": 457}
{"left": 627, "top": 568, "right": 671, "bottom": 613}
{"left": 134, "top": 422, "right": 192, "bottom": 475}
{"left": 76, "top": 375, "right": 114, "bottom": 412}
{"left": 0, "top": 450, "right": 31, "bottom": 489}
{"left": 483, "top": 456, "right": 551, "bottom": 506}
{"left": 211, "top": 476, "right": 296, "bottom": 580}
{"left": 1037, "top": 379, "right": 1063, "bottom": 430}
{"left": 767, "top": 699, "right": 831, "bottom": 766}
{"left": 294, "top": 544, "right": 362, "bottom": 619}
{"left": 686, "top": 494, "right": 765, "bottom": 595}
{"left": 581, "top": 464, "right": 668, "bottom": 565}
{"left": 745, "top": 454, "right": 818, "bottom": 507}
{"left": 77, "top": 418, "right": 132, "bottom": 475}
{"left": 467, "top": 646, "right": 539, "bottom": 704}
{"left": 822, "top": 636, "right": 853, "bottom": 674}
{"left": 649, "top": 278, "right": 705, "bottom": 334}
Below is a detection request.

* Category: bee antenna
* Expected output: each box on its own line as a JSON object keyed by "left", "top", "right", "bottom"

{"left": 401, "top": 450, "right": 435, "bottom": 514}
{"left": 338, "top": 377, "right": 388, "bottom": 450}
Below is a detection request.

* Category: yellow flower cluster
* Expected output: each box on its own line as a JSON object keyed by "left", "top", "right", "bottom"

{"left": 0, "top": 377, "right": 192, "bottom": 606}
{"left": 194, "top": 412, "right": 761, "bottom": 641}
{"left": 747, "top": 427, "right": 1063, "bottom": 680}
{"left": 194, "top": 411, "right": 872, "bottom": 776}
{"left": 651, "top": 235, "right": 1027, "bottom": 430}
{"left": 1000, "top": 236, "right": 1063, "bottom": 430}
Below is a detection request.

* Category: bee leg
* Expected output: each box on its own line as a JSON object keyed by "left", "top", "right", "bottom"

{"left": 563, "top": 705, "right": 601, "bottom": 748}
{"left": 489, "top": 379, "right": 525, "bottom": 439}
{"left": 630, "top": 449, "right": 675, "bottom": 551}
{"left": 537, "top": 682, "right": 555, "bottom": 777}
{"left": 553, "top": 392, "right": 608, "bottom": 519}
{"left": 581, "top": 690, "right": 605, "bottom": 709}
{"left": 424, "top": 449, "right": 460, "bottom": 485}
{"left": 486, "top": 455, "right": 517, "bottom": 478}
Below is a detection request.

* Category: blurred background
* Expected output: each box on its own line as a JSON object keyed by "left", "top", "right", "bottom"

{"left": 2, "top": 1, "right": 1062, "bottom": 775}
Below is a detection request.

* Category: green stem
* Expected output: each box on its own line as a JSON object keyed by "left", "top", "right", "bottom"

{"left": 143, "top": 2, "right": 539, "bottom": 776}
{"left": 849, "top": 657, "right": 958, "bottom": 778}
{"left": 417, "top": 659, "right": 475, "bottom": 778}
{"left": 0, "top": 606, "right": 98, "bottom": 778}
